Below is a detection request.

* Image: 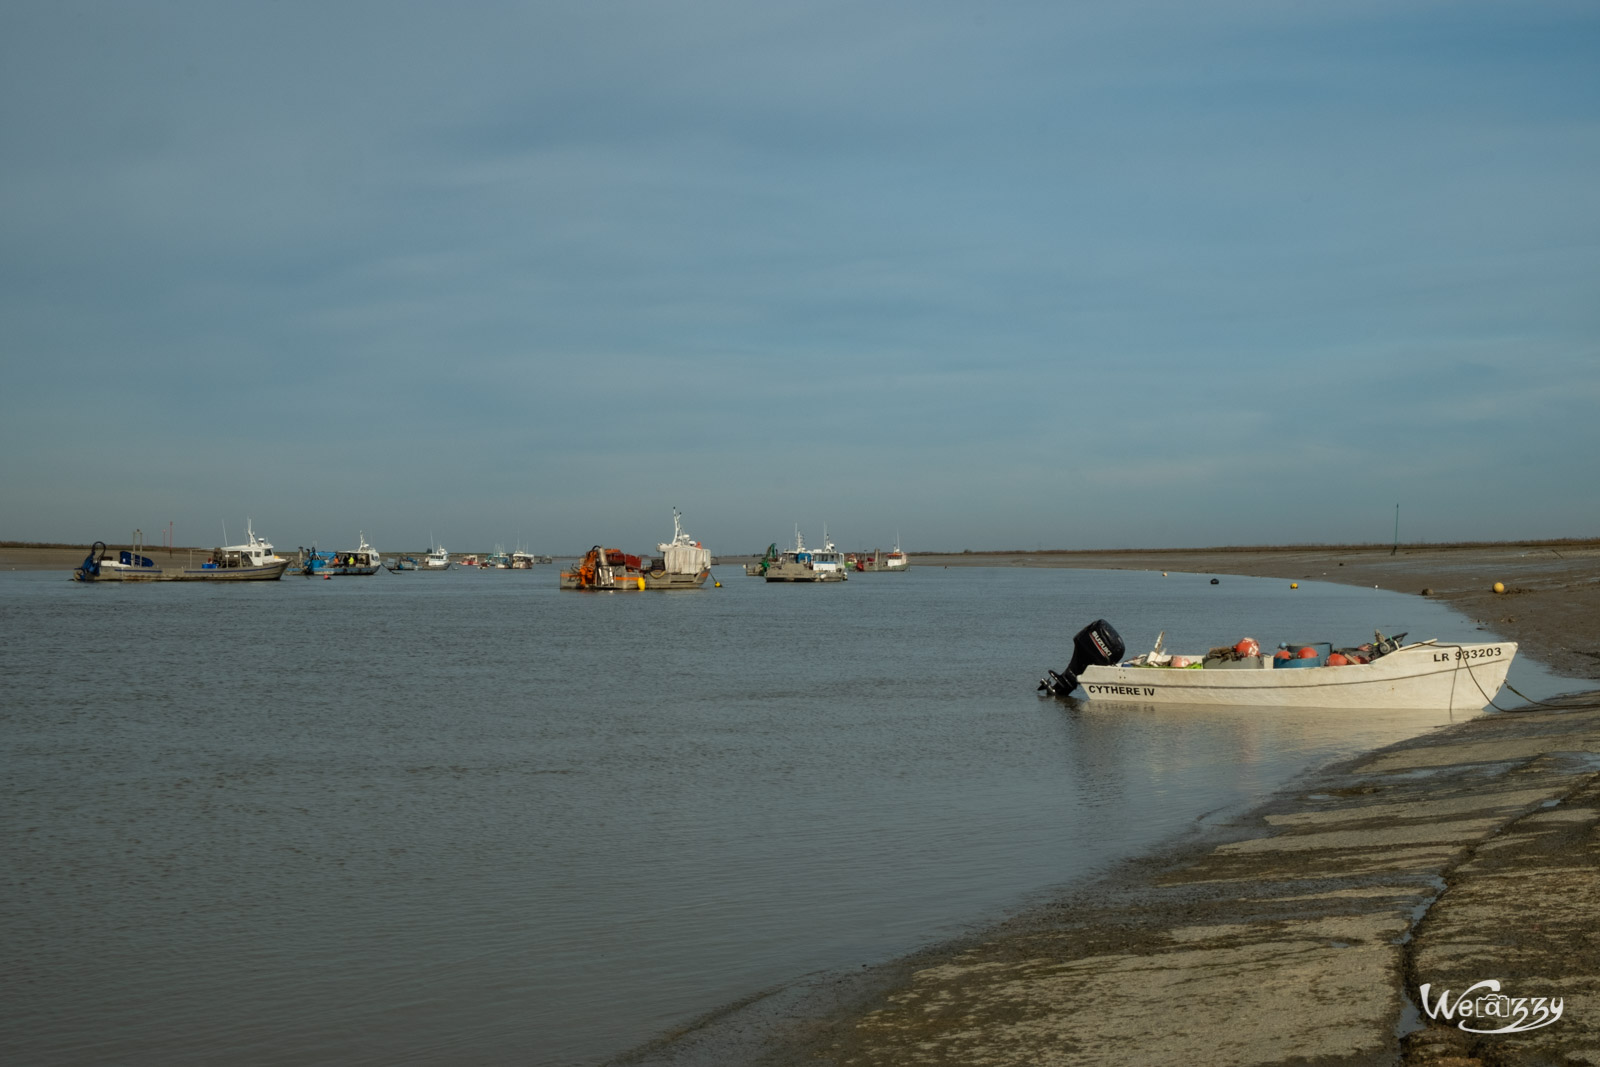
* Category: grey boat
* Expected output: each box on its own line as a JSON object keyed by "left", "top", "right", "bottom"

{"left": 762, "top": 528, "right": 848, "bottom": 583}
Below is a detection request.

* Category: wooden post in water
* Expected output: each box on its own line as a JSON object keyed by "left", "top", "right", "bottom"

{"left": 1391, "top": 504, "right": 1400, "bottom": 556}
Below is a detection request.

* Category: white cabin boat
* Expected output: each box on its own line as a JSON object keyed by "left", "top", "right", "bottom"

{"left": 74, "top": 523, "right": 290, "bottom": 582}
{"left": 423, "top": 544, "right": 451, "bottom": 570}
{"left": 300, "top": 532, "right": 382, "bottom": 577}
{"left": 882, "top": 534, "right": 909, "bottom": 572}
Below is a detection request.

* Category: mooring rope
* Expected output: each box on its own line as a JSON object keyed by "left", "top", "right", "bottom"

{"left": 1429, "top": 641, "right": 1600, "bottom": 713}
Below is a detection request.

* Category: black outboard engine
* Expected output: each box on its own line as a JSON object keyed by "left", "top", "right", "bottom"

{"left": 1039, "top": 619, "right": 1125, "bottom": 697}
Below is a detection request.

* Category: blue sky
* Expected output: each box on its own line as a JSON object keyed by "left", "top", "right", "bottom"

{"left": 3, "top": 1, "right": 1596, "bottom": 555}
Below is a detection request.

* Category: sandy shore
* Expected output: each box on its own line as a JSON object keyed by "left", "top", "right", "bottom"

{"left": 619, "top": 542, "right": 1600, "bottom": 1067}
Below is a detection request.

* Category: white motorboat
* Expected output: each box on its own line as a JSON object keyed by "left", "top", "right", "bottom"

{"left": 1040, "top": 619, "right": 1517, "bottom": 711}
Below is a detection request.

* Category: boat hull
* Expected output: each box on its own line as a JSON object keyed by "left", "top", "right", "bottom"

{"left": 1078, "top": 641, "right": 1516, "bottom": 711}
{"left": 763, "top": 560, "right": 846, "bottom": 582}
{"left": 559, "top": 569, "right": 710, "bottom": 591}
{"left": 300, "top": 561, "right": 381, "bottom": 577}
{"left": 78, "top": 560, "right": 290, "bottom": 582}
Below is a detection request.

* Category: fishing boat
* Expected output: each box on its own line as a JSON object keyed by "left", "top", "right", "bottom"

{"left": 762, "top": 527, "right": 848, "bottom": 582}
{"left": 385, "top": 555, "right": 419, "bottom": 572}
{"left": 423, "top": 544, "right": 452, "bottom": 570}
{"left": 560, "top": 510, "right": 712, "bottom": 591}
{"left": 1038, "top": 619, "right": 1517, "bottom": 711}
{"left": 746, "top": 543, "right": 779, "bottom": 576}
{"left": 882, "top": 535, "right": 910, "bottom": 572}
{"left": 73, "top": 523, "right": 290, "bottom": 582}
{"left": 854, "top": 536, "right": 910, "bottom": 573}
{"left": 299, "top": 533, "right": 382, "bottom": 577}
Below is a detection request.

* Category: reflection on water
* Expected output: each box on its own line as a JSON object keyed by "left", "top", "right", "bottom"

{"left": 0, "top": 566, "right": 1578, "bottom": 1066}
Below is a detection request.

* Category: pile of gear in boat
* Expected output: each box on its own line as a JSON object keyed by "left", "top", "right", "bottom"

{"left": 1127, "top": 630, "right": 1410, "bottom": 671}
{"left": 1038, "top": 618, "right": 1409, "bottom": 697}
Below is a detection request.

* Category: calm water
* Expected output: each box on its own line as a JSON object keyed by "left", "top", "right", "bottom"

{"left": 0, "top": 564, "right": 1578, "bottom": 1065}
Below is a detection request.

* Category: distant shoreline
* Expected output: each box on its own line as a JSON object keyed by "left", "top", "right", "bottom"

{"left": 11, "top": 539, "right": 1596, "bottom": 682}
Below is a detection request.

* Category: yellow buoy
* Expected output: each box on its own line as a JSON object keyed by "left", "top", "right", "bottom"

{"left": 714, "top": 581, "right": 721, "bottom": 587}
{"left": 637, "top": 577, "right": 646, "bottom": 590}
{"left": 1493, "top": 581, "right": 1505, "bottom": 594}
{"left": 1290, "top": 582, "right": 1298, "bottom": 589}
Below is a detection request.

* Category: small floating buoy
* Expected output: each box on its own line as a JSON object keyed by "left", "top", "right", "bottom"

{"left": 1210, "top": 578, "right": 1219, "bottom": 585}
{"left": 1162, "top": 572, "right": 1167, "bottom": 577}
{"left": 1290, "top": 582, "right": 1298, "bottom": 589}
{"left": 714, "top": 581, "right": 721, "bottom": 587}
{"left": 1492, "top": 581, "right": 1505, "bottom": 594}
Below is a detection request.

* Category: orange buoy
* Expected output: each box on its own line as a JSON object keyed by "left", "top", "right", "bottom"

{"left": 1326, "top": 652, "right": 1349, "bottom": 666}
{"left": 1234, "top": 638, "right": 1260, "bottom": 658}
{"left": 1274, "top": 649, "right": 1292, "bottom": 661}
{"left": 1297, "top": 646, "right": 1318, "bottom": 659}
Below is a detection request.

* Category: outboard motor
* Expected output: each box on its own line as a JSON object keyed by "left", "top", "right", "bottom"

{"left": 1039, "top": 618, "right": 1125, "bottom": 697}
{"left": 73, "top": 541, "right": 107, "bottom": 582}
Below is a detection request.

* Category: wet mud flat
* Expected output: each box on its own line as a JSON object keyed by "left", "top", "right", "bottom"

{"left": 619, "top": 695, "right": 1600, "bottom": 1067}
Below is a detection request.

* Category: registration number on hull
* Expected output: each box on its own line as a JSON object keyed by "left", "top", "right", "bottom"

{"left": 1433, "top": 646, "right": 1505, "bottom": 663}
